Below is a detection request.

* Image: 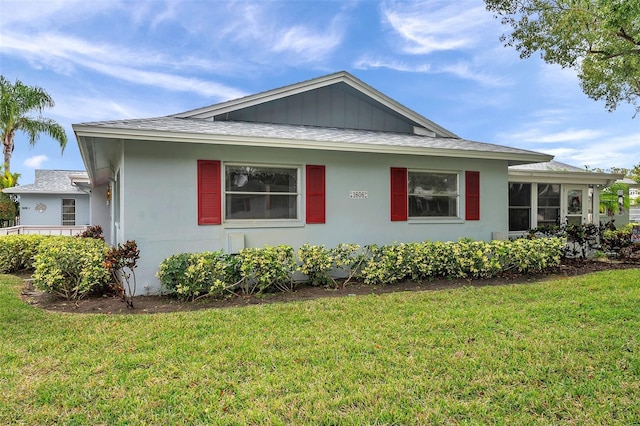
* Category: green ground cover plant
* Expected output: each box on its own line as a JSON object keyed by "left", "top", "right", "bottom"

{"left": 1, "top": 269, "right": 639, "bottom": 424}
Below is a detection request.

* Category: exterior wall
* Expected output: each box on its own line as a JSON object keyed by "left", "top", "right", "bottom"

{"left": 18, "top": 193, "right": 90, "bottom": 226}
{"left": 119, "top": 140, "right": 509, "bottom": 294}
{"left": 90, "top": 183, "right": 112, "bottom": 243}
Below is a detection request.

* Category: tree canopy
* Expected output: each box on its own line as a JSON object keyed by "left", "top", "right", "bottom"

{"left": 485, "top": 0, "right": 640, "bottom": 114}
{"left": 0, "top": 76, "right": 68, "bottom": 173}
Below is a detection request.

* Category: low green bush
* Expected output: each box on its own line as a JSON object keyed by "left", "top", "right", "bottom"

{"left": 0, "top": 234, "right": 50, "bottom": 273}
{"left": 157, "top": 251, "right": 236, "bottom": 300}
{"left": 602, "top": 224, "right": 639, "bottom": 259}
{"left": 32, "top": 236, "right": 111, "bottom": 300}
{"left": 297, "top": 243, "right": 367, "bottom": 288}
{"left": 158, "top": 238, "right": 564, "bottom": 298}
{"left": 238, "top": 245, "right": 296, "bottom": 294}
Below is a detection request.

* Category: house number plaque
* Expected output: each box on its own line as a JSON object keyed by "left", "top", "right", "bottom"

{"left": 349, "top": 191, "right": 368, "bottom": 199}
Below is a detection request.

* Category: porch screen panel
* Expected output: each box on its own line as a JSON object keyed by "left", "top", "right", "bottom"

{"left": 306, "top": 165, "right": 325, "bottom": 224}
{"left": 509, "top": 183, "right": 531, "bottom": 231}
{"left": 537, "top": 183, "right": 560, "bottom": 227}
{"left": 198, "top": 160, "right": 222, "bottom": 225}
{"left": 390, "top": 167, "right": 408, "bottom": 221}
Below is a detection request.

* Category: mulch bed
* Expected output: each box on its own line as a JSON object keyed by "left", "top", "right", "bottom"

{"left": 17, "top": 259, "right": 640, "bottom": 315}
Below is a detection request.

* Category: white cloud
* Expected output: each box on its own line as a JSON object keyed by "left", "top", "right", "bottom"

{"left": 382, "top": 0, "right": 495, "bottom": 55}
{"left": 271, "top": 23, "right": 344, "bottom": 63}
{"left": 500, "top": 128, "right": 604, "bottom": 144}
{"left": 24, "top": 155, "right": 49, "bottom": 168}
{"left": 353, "top": 56, "right": 431, "bottom": 72}
{"left": 1, "top": 32, "right": 247, "bottom": 101}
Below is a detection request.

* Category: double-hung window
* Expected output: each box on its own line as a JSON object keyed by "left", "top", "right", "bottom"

{"left": 62, "top": 198, "right": 76, "bottom": 226}
{"left": 408, "top": 170, "right": 459, "bottom": 218}
{"left": 224, "top": 165, "right": 299, "bottom": 220}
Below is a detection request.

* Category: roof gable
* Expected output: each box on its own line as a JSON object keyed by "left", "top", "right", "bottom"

{"left": 171, "top": 71, "right": 458, "bottom": 138}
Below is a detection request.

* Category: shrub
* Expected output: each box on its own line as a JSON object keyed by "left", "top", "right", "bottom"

{"left": 104, "top": 240, "right": 140, "bottom": 308}
{"left": 78, "top": 225, "right": 105, "bottom": 241}
{"left": 361, "top": 243, "right": 412, "bottom": 286}
{"left": 331, "top": 243, "right": 367, "bottom": 286}
{"left": 297, "top": 244, "right": 335, "bottom": 287}
{"left": 33, "top": 236, "right": 110, "bottom": 300}
{"left": 0, "top": 234, "right": 50, "bottom": 273}
{"left": 498, "top": 237, "right": 563, "bottom": 273}
{"left": 157, "top": 251, "right": 234, "bottom": 301}
{"left": 602, "top": 224, "right": 639, "bottom": 259}
{"left": 238, "top": 245, "right": 296, "bottom": 294}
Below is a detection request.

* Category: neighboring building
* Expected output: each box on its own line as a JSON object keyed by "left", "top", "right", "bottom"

{"left": 72, "top": 71, "right": 621, "bottom": 294}
{"left": 508, "top": 161, "right": 622, "bottom": 234}
{"left": 3, "top": 170, "right": 91, "bottom": 227}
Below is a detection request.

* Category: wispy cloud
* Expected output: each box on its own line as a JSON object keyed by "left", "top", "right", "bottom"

{"left": 353, "top": 56, "right": 431, "bottom": 73}
{"left": 500, "top": 128, "right": 604, "bottom": 144}
{"left": 271, "top": 22, "right": 344, "bottom": 64}
{"left": 382, "top": 0, "right": 495, "bottom": 55}
{"left": 24, "top": 155, "right": 48, "bottom": 168}
{"left": 1, "top": 32, "right": 247, "bottom": 101}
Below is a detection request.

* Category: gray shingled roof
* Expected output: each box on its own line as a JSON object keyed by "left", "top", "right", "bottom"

{"left": 3, "top": 170, "right": 89, "bottom": 194}
{"left": 509, "top": 160, "right": 587, "bottom": 172}
{"left": 76, "top": 117, "right": 548, "bottom": 157}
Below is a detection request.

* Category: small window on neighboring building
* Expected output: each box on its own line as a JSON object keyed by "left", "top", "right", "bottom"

{"left": 62, "top": 199, "right": 76, "bottom": 226}
{"left": 408, "top": 170, "right": 459, "bottom": 218}
{"left": 537, "top": 183, "right": 560, "bottom": 227}
{"left": 509, "top": 183, "right": 531, "bottom": 231}
{"left": 224, "top": 165, "right": 299, "bottom": 220}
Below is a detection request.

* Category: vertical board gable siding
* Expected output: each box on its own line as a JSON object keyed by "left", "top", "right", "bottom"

{"left": 390, "top": 167, "right": 408, "bottom": 221}
{"left": 198, "top": 160, "right": 221, "bottom": 225}
{"left": 306, "top": 165, "right": 326, "bottom": 224}
{"left": 465, "top": 171, "right": 480, "bottom": 221}
{"left": 216, "top": 85, "right": 414, "bottom": 133}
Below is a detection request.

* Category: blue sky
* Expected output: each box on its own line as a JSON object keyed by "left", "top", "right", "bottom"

{"left": 1, "top": 0, "right": 638, "bottom": 183}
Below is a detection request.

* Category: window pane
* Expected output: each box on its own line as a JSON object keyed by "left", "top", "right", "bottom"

{"left": 409, "top": 172, "right": 457, "bottom": 194}
{"left": 509, "top": 208, "right": 530, "bottom": 231}
{"left": 225, "top": 166, "right": 297, "bottom": 193}
{"left": 409, "top": 195, "right": 458, "bottom": 217}
{"left": 509, "top": 183, "right": 531, "bottom": 206}
{"left": 62, "top": 199, "right": 76, "bottom": 226}
{"left": 408, "top": 171, "right": 458, "bottom": 218}
{"left": 537, "top": 183, "right": 560, "bottom": 226}
{"left": 226, "top": 194, "right": 297, "bottom": 219}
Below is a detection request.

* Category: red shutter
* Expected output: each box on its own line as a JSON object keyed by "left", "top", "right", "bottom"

{"left": 198, "top": 160, "right": 221, "bottom": 225}
{"left": 465, "top": 171, "right": 480, "bottom": 221}
{"left": 306, "top": 165, "right": 326, "bottom": 224}
{"left": 390, "top": 167, "right": 408, "bottom": 221}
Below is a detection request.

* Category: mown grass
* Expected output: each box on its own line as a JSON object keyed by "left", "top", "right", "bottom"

{"left": 1, "top": 270, "right": 639, "bottom": 424}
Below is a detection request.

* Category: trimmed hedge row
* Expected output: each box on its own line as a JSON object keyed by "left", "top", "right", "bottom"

{"left": 0, "top": 234, "right": 50, "bottom": 273}
{"left": 0, "top": 234, "right": 565, "bottom": 302}
{"left": 158, "top": 238, "right": 565, "bottom": 300}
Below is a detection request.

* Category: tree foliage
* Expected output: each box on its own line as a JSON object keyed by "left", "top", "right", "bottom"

{"left": 485, "top": 0, "right": 640, "bottom": 114}
{"left": 0, "top": 76, "right": 68, "bottom": 173}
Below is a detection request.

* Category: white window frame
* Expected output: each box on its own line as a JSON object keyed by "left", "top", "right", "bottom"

{"left": 223, "top": 162, "right": 302, "bottom": 227}
{"left": 408, "top": 169, "right": 460, "bottom": 220}
{"left": 61, "top": 198, "right": 76, "bottom": 226}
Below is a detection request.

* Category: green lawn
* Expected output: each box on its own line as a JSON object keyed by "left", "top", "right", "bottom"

{"left": 1, "top": 270, "right": 639, "bottom": 425}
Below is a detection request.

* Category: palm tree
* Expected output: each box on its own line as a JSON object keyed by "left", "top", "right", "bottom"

{"left": 0, "top": 76, "right": 67, "bottom": 173}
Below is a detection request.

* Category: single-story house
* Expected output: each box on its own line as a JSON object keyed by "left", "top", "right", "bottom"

{"left": 72, "top": 71, "right": 622, "bottom": 294}
{"left": 2, "top": 169, "right": 92, "bottom": 228}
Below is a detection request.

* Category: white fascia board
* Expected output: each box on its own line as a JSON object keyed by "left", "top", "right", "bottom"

{"left": 74, "top": 126, "right": 552, "bottom": 165}
{"left": 509, "top": 170, "right": 624, "bottom": 185}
